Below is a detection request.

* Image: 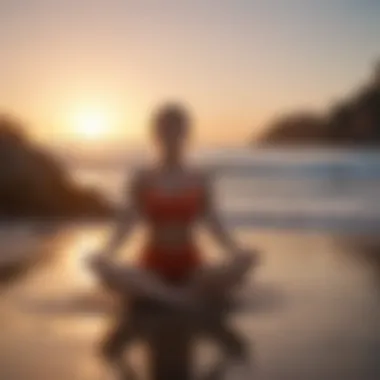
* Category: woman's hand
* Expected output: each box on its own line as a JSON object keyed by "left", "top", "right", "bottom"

{"left": 226, "top": 247, "right": 261, "bottom": 290}
{"left": 86, "top": 252, "right": 109, "bottom": 272}
{"left": 232, "top": 247, "right": 261, "bottom": 269}
{"left": 85, "top": 253, "right": 120, "bottom": 291}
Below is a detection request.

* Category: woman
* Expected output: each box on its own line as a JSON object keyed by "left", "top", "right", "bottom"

{"left": 90, "top": 103, "right": 259, "bottom": 374}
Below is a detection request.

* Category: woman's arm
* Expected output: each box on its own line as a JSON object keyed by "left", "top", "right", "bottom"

{"left": 202, "top": 172, "right": 261, "bottom": 273}
{"left": 202, "top": 172, "right": 242, "bottom": 255}
{"left": 98, "top": 170, "right": 143, "bottom": 259}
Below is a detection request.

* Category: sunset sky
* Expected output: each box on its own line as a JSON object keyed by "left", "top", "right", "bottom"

{"left": 0, "top": 0, "right": 379, "bottom": 148}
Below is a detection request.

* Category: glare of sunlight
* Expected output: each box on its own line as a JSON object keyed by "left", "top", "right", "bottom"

{"left": 73, "top": 107, "right": 111, "bottom": 139}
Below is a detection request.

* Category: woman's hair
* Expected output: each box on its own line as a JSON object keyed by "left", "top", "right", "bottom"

{"left": 152, "top": 103, "right": 191, "bottom": 138}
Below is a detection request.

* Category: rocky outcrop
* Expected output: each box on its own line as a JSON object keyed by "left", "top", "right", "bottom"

{"left": 257, "top": 63, "right": 380, "bottom": 146}
{"left": 0, "top": 116, "right": 111, "bottom": 219}
{"left": 258, "top": 112, "right": 327, "bottom": 146}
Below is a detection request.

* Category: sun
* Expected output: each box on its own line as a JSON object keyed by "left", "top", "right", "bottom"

{"left": 73, "top": 108, "right": 110, "bottom": 139}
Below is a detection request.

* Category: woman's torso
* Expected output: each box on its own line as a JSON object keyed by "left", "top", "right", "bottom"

{"left": 137, "top": 166, "right": 206, "bottom": 252}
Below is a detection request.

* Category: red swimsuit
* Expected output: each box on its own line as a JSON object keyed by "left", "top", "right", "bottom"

{"left": 139, "top": 187, "right": 204, "bottom": 283}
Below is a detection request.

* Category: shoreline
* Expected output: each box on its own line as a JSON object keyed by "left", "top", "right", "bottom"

{"left": 0, "top": 214, "right": 379, "bottom": 235}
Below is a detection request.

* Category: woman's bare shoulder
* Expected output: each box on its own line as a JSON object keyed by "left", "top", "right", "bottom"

{"left": 128, "top": 165, "right": 154, "bottom": 187}
{"left": 133, "top": 165, "right": 150, "bottom": 178}
{"left": 189, "top": 166, "right": 214, "bottom": 186}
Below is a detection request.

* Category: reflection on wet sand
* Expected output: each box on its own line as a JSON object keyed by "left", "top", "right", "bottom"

{"left": 0, "top": 225, "right": 380, "bottom": 379}
{"left": 0, "top": 225, "right": 62, "bottom": 288}
{"left": 19, "top": 282, "right": 286, "bottom": 320}
{"left": 335, "top": 235, "right": 380, "bottom": 289}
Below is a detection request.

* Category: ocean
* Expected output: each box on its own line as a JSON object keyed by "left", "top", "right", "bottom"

{"left": 71, "top": 147, "right": 380, "bottom": 234}
{"left": 1, "top": 147, "right": 380, "bottom": 380}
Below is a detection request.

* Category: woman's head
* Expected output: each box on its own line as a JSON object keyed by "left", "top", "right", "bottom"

{"left": 151, "top": 103, "right": 192, "bottom": 162}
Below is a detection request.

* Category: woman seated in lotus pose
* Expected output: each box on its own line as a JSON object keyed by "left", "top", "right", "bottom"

{"left": 90, "top": 103, "right": 259, "bottom": 375}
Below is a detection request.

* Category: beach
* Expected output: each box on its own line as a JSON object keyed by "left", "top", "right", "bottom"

{"left": 1, "top": 149, "right": 380, "bottom": 379}
{"left": 2, "top": 0, "right": 379, "bottom": 377}
{"left": 1, "top": 223, "right": 379, "bottom": 380}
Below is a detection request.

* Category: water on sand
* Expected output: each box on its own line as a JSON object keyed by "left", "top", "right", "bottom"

{"left": 0, "top": 224, "right": 379, "bottom": 380}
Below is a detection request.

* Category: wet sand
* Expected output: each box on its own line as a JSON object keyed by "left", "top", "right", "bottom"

{"left": 0, "top": 225, "right": 380, "bottom": 380}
